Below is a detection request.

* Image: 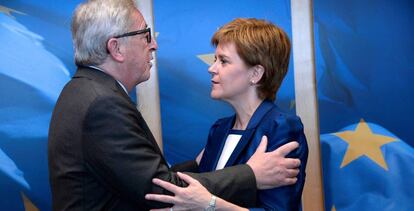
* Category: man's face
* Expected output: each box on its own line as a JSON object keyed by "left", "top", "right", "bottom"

{"left": 123, "top": 9, "right": 157, "bottom": 86}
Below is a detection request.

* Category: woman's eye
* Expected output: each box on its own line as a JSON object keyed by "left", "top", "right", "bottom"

{"left": 220, "top": 59, "right": 228, "bottom": 64}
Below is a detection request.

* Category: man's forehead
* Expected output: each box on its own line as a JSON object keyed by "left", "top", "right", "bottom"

{"left": 133, "top": 9, "right": 147, "bottom": 29}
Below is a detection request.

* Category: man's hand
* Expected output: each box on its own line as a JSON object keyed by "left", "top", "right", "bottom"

{"left": 247, "top": 136, "right": 301, "bottom": 189}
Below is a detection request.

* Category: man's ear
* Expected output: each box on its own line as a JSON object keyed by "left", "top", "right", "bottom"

{"left": 250, "top": 64, "right": 265, "bottom": 84}
{"left": 107, "top": 38, "right": 125, "bottom": 62}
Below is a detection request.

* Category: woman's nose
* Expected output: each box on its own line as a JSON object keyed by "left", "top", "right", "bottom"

{"left": 208, "top": 62, "right": 217, "bottom": 74}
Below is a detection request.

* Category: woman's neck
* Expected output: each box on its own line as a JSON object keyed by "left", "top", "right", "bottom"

{"left": 230, "top": 96, "right": 263, "bottom": 130}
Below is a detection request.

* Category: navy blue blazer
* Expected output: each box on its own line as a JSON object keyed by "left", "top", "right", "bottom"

{"left": 199, "top": 100, "right": 308, "bottom": 211}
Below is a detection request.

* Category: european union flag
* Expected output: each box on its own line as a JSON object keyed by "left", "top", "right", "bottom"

{"left": 1, "top": 0, "right": 412, "bottom": 210}
{"left": 0, "top": 1, "right": 81, "bottom": 210}
{"left": 321, "top": 120, "right": 414, "bottom": 210}
{"left": 314, "top": 0, "right": 414, "bottom": 147}
{"left": 314, "top": 0, "right": 414, "bottom": 209}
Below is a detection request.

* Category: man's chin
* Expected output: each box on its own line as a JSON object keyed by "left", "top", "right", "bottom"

{"left": 141, "top": 73, "right": 151, "bottom": 83}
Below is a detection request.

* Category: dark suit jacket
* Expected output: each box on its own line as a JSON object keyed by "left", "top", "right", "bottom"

{"left": 199, "top": 100, "right": 308, "bottom": 211}
{"left": 48, "top": 67, "right": 257, "bottom": 211}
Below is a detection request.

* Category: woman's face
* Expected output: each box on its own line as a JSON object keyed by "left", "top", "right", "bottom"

{"left": 208, "top": 42, "right": 253, "bottom": 102}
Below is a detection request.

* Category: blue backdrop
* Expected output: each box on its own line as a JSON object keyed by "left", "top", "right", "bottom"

{"left": 312, "top": 0, "right": 414, "bottom": 209}
{"left": 0, "top": 0, "right": 412, "bottom": 210}
{"left": 0, "top": 0, "right": 81, "bottom": 210}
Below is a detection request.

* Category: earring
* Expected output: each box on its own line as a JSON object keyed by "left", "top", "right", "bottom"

{"left": 250, "top": 80, "right": 255, "bottom": 85}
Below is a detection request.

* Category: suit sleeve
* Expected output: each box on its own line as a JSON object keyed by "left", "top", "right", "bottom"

{"left": 82, "top": 95, "right": 257, "bottom": 209}
{"left": 170, "top": 160, "right": 199, "bottom": 172}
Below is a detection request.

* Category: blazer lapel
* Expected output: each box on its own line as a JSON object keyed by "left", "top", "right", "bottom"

{"left": 224, "top": 128, "right": 255, "bottom": 167}
{"left": 204, "top": 117, "right": 235, "bottom": 171}
{"left": 224, "top": 100, "right": 275, "bottom": 167}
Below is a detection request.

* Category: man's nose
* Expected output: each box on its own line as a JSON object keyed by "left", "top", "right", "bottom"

{"left": 150, "top": 37, "right": 158, "bottom": 51}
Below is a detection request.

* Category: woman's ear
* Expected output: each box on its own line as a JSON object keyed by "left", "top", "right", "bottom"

{"left": 106, "top": 38, "right": 125, "bottom": 62}
{"left": 250, "top": 65, "right": 265, "bottom": 84}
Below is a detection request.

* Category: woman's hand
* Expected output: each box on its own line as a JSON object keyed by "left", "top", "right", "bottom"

{"left": 145, "top": 172, "right": 211, "bottom": 211}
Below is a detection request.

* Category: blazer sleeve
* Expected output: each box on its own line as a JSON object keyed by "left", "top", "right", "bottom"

{"left": 249, "top": 115, "right": 309, "bottom": 211}
{"left": 82, "top": 95, "right": 257, "bottom": 209}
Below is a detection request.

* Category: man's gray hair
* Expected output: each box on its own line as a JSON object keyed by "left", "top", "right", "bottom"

{"left": 72, "top": 0, "right": 137, "bottom": 66}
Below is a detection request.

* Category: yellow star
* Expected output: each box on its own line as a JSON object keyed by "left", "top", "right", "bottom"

{"left": 197, "top": 53, "right": 215, "bottom": 66}
{"left": 0, "top": 5, "right": 25, "bottom": 18}
{"left": 334, "top": 119, "right": 396, "bottom": 170}
{"left": 21, "top": 192, "right": 39, "bottom": 211}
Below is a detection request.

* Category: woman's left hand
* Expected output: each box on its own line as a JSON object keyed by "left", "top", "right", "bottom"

{"left": 145, "top": 172, "right": 212, "bottom": 211}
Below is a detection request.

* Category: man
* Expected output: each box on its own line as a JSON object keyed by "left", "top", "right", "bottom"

{"left": 48, "top": 0, "right": 301, "bottom": 210}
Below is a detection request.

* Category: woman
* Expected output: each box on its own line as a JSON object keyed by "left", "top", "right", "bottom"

{"left": 146, "top": 18, "right": 308, "bottom": 211}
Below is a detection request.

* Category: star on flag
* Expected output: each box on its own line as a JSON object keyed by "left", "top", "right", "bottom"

{"left": 334, "top": 119, "right": 396, "bottom": 170}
